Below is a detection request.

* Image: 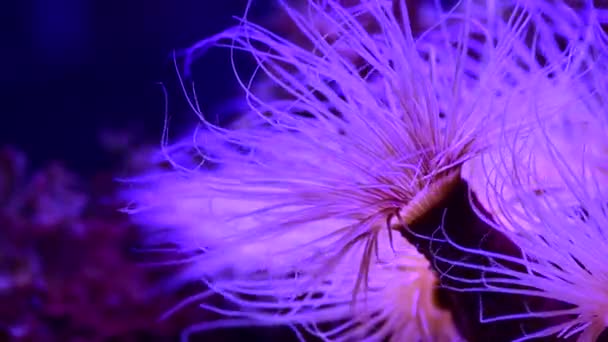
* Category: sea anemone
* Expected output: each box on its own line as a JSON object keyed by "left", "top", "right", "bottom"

{"left": 124, "top": 0, "right": 550, "bottom": 340}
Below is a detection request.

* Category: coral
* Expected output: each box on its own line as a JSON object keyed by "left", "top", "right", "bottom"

{"left": 0, "top": 147, "right": 186, "bottom": 340}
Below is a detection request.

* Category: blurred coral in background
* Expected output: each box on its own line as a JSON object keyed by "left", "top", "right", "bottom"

{"left": 0, "top": 146, "right": 170, "bottom": 340}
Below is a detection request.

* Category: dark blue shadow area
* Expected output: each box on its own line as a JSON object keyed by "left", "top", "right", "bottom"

{"left": 3, "top": 0, "right": 268, "bottom": 174}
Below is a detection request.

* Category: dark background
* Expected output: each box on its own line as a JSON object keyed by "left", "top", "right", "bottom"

{"left": 3, "top": 0, "right": 269, "bottom": 174}
{"left": 3, "top": 0, "right": 463, "bottom": 175}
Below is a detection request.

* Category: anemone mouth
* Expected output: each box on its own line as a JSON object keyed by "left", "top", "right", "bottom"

{"left": 393, "top": 168, "right": 463, "bottom": 227}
